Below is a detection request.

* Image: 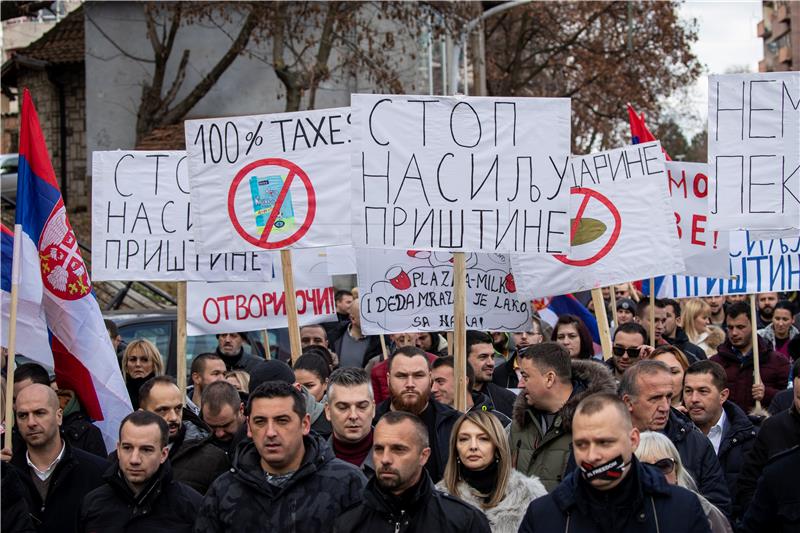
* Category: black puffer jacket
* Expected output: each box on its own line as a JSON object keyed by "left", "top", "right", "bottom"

{"left": 663, "top": 408, "right": 731, "bottom": 517}
{"left": 479, "top": 382, "right": 516, "bottom": 419}
{"left": 194, "top": 434, "right": 366, "bottom": 533}
{"left": 333, "top": 470, "right": 491, "bottom": 533}
{"left": 10, "top": 441, "right": 108, "bottom": 533}
{"left": 169, "top": 410, "right": 231, "bottom": 494}
{"left": 79, "top": 460, "right": 201, "bottom": 533}
{"left": 1, "top": 463, "right": 35, "bottom": 533}
{"left": 716, "top": 400, "right": 758, "bottom": 518}
{"left": 663, "top": 327, "right": 707, "bottom": 363}
{"left": 740, "top": 445, "right": 800, "bottom": 533}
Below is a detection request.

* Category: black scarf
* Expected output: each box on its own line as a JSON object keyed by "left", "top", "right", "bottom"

{"left": 459, "top": 459, "right": 498, "bottom": 497}
{"left": 126, "top": 373, "right": 155, "bottom": 409}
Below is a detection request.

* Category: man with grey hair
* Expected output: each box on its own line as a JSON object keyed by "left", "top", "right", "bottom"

{"left": 324, "top": 368, "right": 376, "bottom": 476}
{"left": 619, "top": 360, "right": 731, "bottom": 516}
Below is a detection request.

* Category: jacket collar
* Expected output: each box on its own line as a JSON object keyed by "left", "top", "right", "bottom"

{"left": 663, "top": 407, "right": 694, "bottom": 443}
{"left": 363, "top": 469, "right": 434, "bottom": 516}
{"left": 105, "top": 459, "right": 172, "bottom": 510}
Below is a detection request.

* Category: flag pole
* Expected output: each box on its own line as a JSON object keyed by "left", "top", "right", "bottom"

{"left": 3, "top": 225, "right": 23, "bottom": 451}
{"left": 591, "top": 288, "right": 612, "bottom": 360}
{"left": 649, "top": 277, "right": 656, "bottom": 347}
{"left": 176, "top": 282, "right": 187, "bottom": 396}
{"left": 281, "top": 250, "right": 302, "bottom": 364}
{"left": 749, "top": 293, "right": 762, "bottom": 412}
{"left": 453, "top": 253, "right": 468, "bottom": 412}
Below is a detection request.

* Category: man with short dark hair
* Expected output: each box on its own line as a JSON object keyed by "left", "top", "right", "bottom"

{"left": 9, "top": 384, "right": 108, "bottom": 532}
{"left": 704, "top": 296, "right": 726, "bottom": 328}
{"left": 334, "top": 412, "right": 491, "bottom": 533}
{"left": 195, "top": 381, "right": 366, "bottom": 533}
{"left": 608, "top": 323, "right": 651, "bottom": 381}
{"left": 684, "top": 360, "right": 757, "bottom": 518}
{"left": 139, "top": 376, "right": 229, "bottom": 494}
{"left": 201, "top": 380, "right": 246, "bottom": 458}
{"left": 518, "top": 393, "right": 710, "bottom": 533}
{"left": 79, "top": 411, "right": 201, "bottom": 532}
{"left": 510, "top": 342, "right": 616, "bottom": 491}
{"left": 189, "top": 353, "right": 227, "bottom": 411}
{"left": 755, "top": 291, "right": 779, "bottom": 329}
{"left": 216, "top": 332, "right": 262, "bottom": 373}
{"left": 636, "top": 299, "right": 666, "bottom": 344}
{"left": 374, "top": 346, "right": 460, "bottom": 482}
{"left": 619, "top": 360, "right": 731, "bottom": 515}
{"left": 324, "top": 368, "right": 376, "bottom": 476}
{"left": 466, "top": 330, "right": 516, "bottom": 418}
{"left": 493, "top": 318, "right": 545, "bottom": 388}
{"left": 431, "top": 356, "right": 511, "bottom": 426}
{"left": 711, "top": 301, "right": 789, "bottom": 412}
{"left": 660, "top": 298, "right": 706, "bottom": 363}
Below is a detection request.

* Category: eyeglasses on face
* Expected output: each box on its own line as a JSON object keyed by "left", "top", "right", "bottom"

{"left": 645, "top": 457, "right": 675, "bottom": 475}
{"left": 612, "top": 346, "right": 641, "bottom": 358}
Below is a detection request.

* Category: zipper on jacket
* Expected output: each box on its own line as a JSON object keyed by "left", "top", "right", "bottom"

{"left": 394, "top": 509, "right": 405, "bottom": 533}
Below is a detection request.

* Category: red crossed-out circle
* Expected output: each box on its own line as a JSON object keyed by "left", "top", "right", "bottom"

{"left": 553, "top": 187, "right": 622, "bottom": 267}
{"left": 227, "top": 158, "right": 316, "bottom": 249}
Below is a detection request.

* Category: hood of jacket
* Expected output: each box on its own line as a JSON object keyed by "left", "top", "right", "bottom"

{"left": 362, "top": 468, "right": 434, "bottom": 516}
{"left": 704, "top": 325, "right": 726, "bottom": 349}
{"left": 302, "top": 386, "right": 325, "bottom": 424}
{"left": 512, "top": 359, "right": 616, "bottom": 431}
{"left": 231, "top": 432, "right": 333, "bottom": 496}
{"left": 470, "top": 391, "right": 512, "bottom": 427}
{"left": 757, "top": 323, "right": 800, "bottom": 346}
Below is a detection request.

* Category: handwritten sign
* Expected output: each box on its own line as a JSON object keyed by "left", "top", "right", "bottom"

{"left": 351, "top": 94, "right": 572, "bottom": 253}
{"left": 512, "top": 143, "right": 684, "bottom": 299}
{"left": 357, "top": 249, "right": 531, "bottom": 334}
{"left": 92, "top": 151, "right": 269, "bottom": 281}
{"left": 708, "top": 72, "right": 800, "bottom": 230}
{"left": 185, "top": 108, "right": 351, "bottom": 253}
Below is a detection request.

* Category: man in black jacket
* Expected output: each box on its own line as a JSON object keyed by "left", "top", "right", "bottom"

{"left": 661, "top": 298, "right": 707, "bottom": 363}
{"left": 215, "top": 332, "right": 262, "bottom": 373}
{"left": 139, "top": 376, "right": 229, "bottom": 493}
{"left": 466, "top": 331, "right": 516, "bottom": 418}
{"left": 518, "top": 393, "right": 710, "bottom": 533}
{"left": 740, "top": 445, "right": 800, "bottom": 533}
{"left": 683, "top": 360, "right": 758, "bottom": 518}
{"left": 619, "top": 360, "right": 731, "bottom": 516}
{"left": 373, "top": 346, "right": 461, "bottom": 482}
{"left": 333, "top": 411, "right": 490, "bottom": 533}
{"left": 9, "top": 384, "right": 108, "bottom": 533}
{"left": 493, "top": 322, "right": 545, "bottom": 389}
{"left": 79, "top": 411, "right": 201, "bottom": 532}
{"left": 195, "top": 381, "right": 366, "bottom": 532}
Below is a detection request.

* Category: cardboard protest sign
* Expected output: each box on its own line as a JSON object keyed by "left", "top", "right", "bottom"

{"left": 184, "top": 108, "right": 351, "bottom": 253}
{"left": 92, "top": 151, "right": 269, "bottom": 281}
{"left": 357, "top": 249, "right": 531, "bottom": 334}
{"left": 351, "top": 94, "right": 572, "bottom": 253}
{"left": 186, "top": 248, "right": 335, "bottom": 335}
{"left": 708, "top": 72, "right": 800, "bottom": 230}
{"left": 665, "top": 161, "right": 729, "bottom": 277}
{"left": 511, "top": 142, "right": 685, "bottom": 299}
{"left": 654, "top": 230, "right": 800, "bottom": 297}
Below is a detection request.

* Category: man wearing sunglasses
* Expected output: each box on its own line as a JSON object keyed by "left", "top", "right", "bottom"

{"left": 619, "top": 360, "right": 731, "bottom": 517}
{"left": 607, "top": 323, "right": 652, "bottom": 382}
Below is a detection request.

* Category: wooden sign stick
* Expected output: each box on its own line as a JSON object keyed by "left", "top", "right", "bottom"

{"left": 281, "top": 250, "right": 302, "bottom": 364}
{"left": 453, "top": 253, "right": 468, "bottom": 412}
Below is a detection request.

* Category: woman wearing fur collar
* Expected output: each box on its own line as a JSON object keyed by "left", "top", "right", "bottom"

{"left": 436, "top": 411, "right": 547, "bottom": 533}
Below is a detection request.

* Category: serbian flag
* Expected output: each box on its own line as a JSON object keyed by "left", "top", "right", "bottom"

{"left": 627, "top": 103, "right": 671, "bottom": 161}
{"left": 15, "top": 89, "right": 131, "bottom": 450}
{"left": 536, "top": 294, "right": 601, "bottom": 345}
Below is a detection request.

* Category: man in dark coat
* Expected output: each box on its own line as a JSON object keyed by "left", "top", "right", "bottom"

{"left": 194, "top": 381, "right": 366, "bottom": 532}
{"left": 736, "top": 362, "right": 800, "bottom": 512}
{"left": 711, "top": 301, "right": 790, "bottom": 411}
{"left": 373, "top": 346, "right": 461, "bottom": 483}
{"left": 466, "top": 331, "right": 517, "bottom": 418}
{"left": 1, "top": 463, "right": 35, "bottom": 533}
{"left": 79, "top": 411, "right": 201, "bottom": 532}
{"left": 619, "top": 360, "right": 731, "bottom": 516}
{"left": 661, "top": 298, "right": 707, "bottom": 363}
{"left": 9, "top": 384, "right": 108, "bottom": 533}
{"left": 333, "top": 411, "right": 491, "bottom": 533}
{"left": 324, "top": 368, "right": 376, "bottom": 478}
{"left": 492, "top": 323, "right": 546, "bottom": 389}
{"left": 518, "top": 392, "right": 710, "bottom": 533}
{"left": 683, "top": 360, "right": 758, "bottom": 518}
{"left": 739, "top": 445, "right": 800, "bottom": 533}
{"left": 139, "top": 376, "right": 229, "bottom": 494}
{"left": 215, "top": 332, "right": 263, "bottom": 373}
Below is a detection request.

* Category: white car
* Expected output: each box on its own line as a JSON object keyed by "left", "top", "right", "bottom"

{"left": 0, "top": 153, "right": 18, "bottom": 199}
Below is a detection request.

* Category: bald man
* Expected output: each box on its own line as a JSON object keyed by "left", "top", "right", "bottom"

{"left": 8, "top": 384, "right": 108, "bottom": 532}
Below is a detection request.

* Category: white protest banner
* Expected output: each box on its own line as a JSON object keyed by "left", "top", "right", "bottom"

{"left": 655, "top": 230, "right": 800, "bottom": 297}
{"left": 186, "top": 248, "right": 335, "bottom": 335}
{"left": 92, "top": 151, "right": 269, "bottom": 281}
{"left": 665, "top": 161, "right": 729, "bottom": 277}
{"left": 708, "top": 72, "right": 800, "bottom": 230}
{"left": 357, "top": 249, "right": 531, "bottom": 334}
{"left": 185, "top": 108, "right": 351, "bottom": 253}
{"left": 351, "top": 94, "right": 572, "bottom": 253}
{"left": 512, "top": 142, "right": 685, "bottom": 299}
{"left": 325, "top": 245, "right": 357, "bottom": 275}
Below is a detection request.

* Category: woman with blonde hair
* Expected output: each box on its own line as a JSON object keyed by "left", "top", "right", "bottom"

{"left": 646, "top": 345, "right": 690, "bottom": 409}
{"left": 121, "top": 339, "right": 164, "bottom": 408}
{"left": 636, "top": 431, "right": 732, "bottom": 533}
{"left": 224, "top": 369, "right": 250, "bottom": 393}
{"left": 683, "top": 298, "right": 726, "bottom": 356}
{"left": 436, "top": 411, "right": 546, "bottom": 533}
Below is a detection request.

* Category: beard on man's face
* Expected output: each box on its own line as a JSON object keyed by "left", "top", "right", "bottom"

{"left": 390, "top": 386, "right": 430, "bottom": 415}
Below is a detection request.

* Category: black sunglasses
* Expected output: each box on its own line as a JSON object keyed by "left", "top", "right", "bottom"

{"left": 646, "top": 458, "right": 676, "bottom": 475}
{"left": 612, "top": 346, "right": 641, "bottom": 358}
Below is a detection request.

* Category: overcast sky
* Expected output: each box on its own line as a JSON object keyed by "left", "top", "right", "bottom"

{"left": 677, "top": 0, "right": 763, "bottom": 136}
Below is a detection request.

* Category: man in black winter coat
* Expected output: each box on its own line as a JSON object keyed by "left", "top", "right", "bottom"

{"left": 661, "top": 299, "right": 707, "bottom": 363}
{"left": 739, "top": 445, "right": 800, "bottom": 533}
{"left": 619, "top": 360, "right": 731, "bottom": 516}
{"left": 9, "top": 384, "right": 108, "bottom": 533}
{"left": 215, "top": 332, "right": 263, "bottom": 373}
{"left": 194, "top": 381, "right": 366, "bottom": 533}
{"left": 333, "top": 411, "right": 490, "bottom": 533}
{"left": 683, "top": 360, "right": 758, "bottom": 518}
{"left": 139, "top": 376, "right": 230, "bottom": 494}
{"left": 79, "top": 411, "right": 201, "bottom": 532}
{"left": 518, "top": 393, "right": 710, "bottom": 533}
{"left": 466, "top": 331, "right": 517, "bottom": 418}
